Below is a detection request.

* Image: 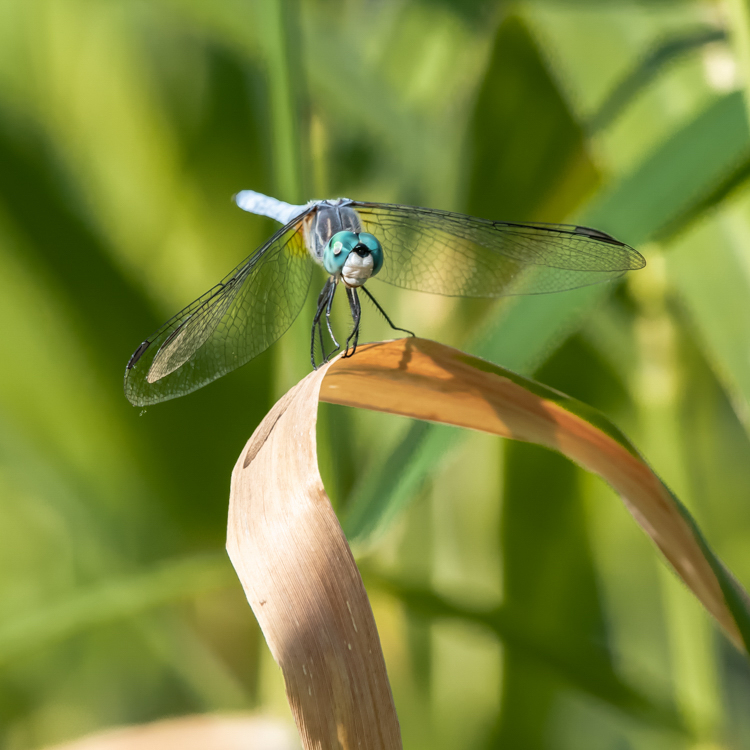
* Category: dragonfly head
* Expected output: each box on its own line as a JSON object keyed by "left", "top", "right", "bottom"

{"left": 323, "top": 231, "right": 383, "bottom": 286}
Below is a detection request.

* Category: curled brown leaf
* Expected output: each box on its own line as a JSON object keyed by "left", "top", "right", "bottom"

{"left": 42, "top": 714, "right": 297, "bottom": 750}
{"left": 227, "top": 338, "right": 750, "bottom": 750}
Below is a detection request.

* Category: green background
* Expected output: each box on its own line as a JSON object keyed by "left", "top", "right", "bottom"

{"left": 1, "top": 0, "right": 749, "bottom": 748}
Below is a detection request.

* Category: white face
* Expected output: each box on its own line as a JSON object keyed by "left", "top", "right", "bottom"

{"left": 341, "top": 252, "right": 374, "bottom": 287}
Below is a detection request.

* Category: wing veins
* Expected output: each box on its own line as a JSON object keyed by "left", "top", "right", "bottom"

{"left": 125, "top": 208, "right": 314, "bottom": 404}
{"left": 354, "top": 202, "right": 642, "bottom": 271}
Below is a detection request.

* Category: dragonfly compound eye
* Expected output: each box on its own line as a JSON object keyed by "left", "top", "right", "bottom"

{"left": 355, "top": 232, "right": 383, "bottom": 276}
{"left": 323, "top": 231, "right": 383, "bottom": 278}
{"left": 323, "top": 231, "right": 360, "bottom": 275}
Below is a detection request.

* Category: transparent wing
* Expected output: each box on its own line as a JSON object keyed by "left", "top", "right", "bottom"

{"left": 351, "top": 202, "right": 645, "bottom": 297}
{"left": 124, "top": 214, "right": 314, "bottom": 406}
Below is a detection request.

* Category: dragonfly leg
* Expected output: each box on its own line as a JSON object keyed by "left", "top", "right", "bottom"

{"left": 311, "top": 277, "right": 335, "bottom": 369}
{"left": 344, "top": 286, "right": 361, "bottom": 357}
{"left": 360, "top": 286, "right": 415, "bottom": 337}
{"left": 317, "top": 316, "right": 327, "bottom": 365}
{"left": 325, "top": 280, "right": 340, "bottom": 354}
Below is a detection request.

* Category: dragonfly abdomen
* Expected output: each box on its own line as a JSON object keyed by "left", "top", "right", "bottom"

{"left": 234, "top": 190, "right": 307, "bottom": 226}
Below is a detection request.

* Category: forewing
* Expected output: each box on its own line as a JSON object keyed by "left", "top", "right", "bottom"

{"left": 352, "top": 202, "right": 645, "bottom": 297}
{"left": 124, "top": 217, "right": 313, "bottom": 406}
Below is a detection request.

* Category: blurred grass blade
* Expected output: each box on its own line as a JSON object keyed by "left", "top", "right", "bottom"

{"left": 227, "top": 368, "right": 402, "bottom": 750}
{"left": 364, "top": 571, "right": 685, "bottom": 731}
{"left": 670, "top": 215, "right": 750, "bottom": 430}
{"left": 728, "top": 0, "right": 750, "bottom": 126}
{"left": 0, "top": 554, "right": 234, "bottom": 668}
{"left": 256, "top": 0, "right": 307, "bottom": 202}
{"left": 588, "top": 27, "right": 727, "bottom": 133}
{"left": 467, "top": 15, "right": 599, "bottom": 223}
{"left": 588, "top": 91, "right": 750, "bottom": 243}
{"left": 342, "top": 420, "right": 454, "bottom": 541}
{"left": 322, "top": 339, "right": 750, "bottom": 653}
{"left": 41, "top": 714, "right": 297, "bottom": 750}
{"left": 495, "top": 440, "right": 606, "bottom": 746}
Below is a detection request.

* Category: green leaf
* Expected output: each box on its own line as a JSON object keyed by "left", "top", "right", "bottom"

{"left": 0, "top": 554, "right": 234, "bottom": 668}
{"left": 589, "top": 91, "right": 750, "bottom": 243}
{"left": 669, "top": 215, "right": 750, "bottom": 429}
{"left": 364, "top": 569, "right": 685, "bottom": 733}
{"left": 467, "top": 15, "right": 600, "bottom": 223}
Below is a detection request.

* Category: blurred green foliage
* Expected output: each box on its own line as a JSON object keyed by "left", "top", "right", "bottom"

{"left": 1, "top": 1, "right": 750, "bottom": 749}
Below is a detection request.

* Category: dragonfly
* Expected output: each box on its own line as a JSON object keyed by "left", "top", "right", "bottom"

{"left": 124, "top": 190, "right": 645, "bottom": 406}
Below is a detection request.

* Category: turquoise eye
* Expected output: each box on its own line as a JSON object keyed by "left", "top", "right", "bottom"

{"left": 323, "top": 231, "right": 384, "bottom": 277}
{"left": 323, "top": 231, "right": 359, "bottom": 275}
{"left": 358, "top": 232, "right": 384, "bottom": 276}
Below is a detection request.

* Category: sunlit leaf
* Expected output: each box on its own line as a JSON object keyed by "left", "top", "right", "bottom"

{"left": 325, "top": 340, "right": 750, "bottom": 652}
{"left": 41, "top": 713, "right": 297, "bottom": 750}
{"left": 227, "top": 338, "right": 749, "bottom": 748}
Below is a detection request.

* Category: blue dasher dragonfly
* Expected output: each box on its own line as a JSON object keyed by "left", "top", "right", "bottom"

{"left": 124, "top": 190, "right": 645, "bottom": 406}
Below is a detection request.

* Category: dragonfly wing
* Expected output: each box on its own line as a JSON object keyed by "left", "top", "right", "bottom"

{"left": 351, "top": 202, "right": 645, "bottom": 297}
{"left": 124, "top": 213, "right": 314, "bottom": 406}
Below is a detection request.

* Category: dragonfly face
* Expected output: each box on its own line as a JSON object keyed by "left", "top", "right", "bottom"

{"left": 123, "top": 189, "right": 645, "bottom": 406}
{"left": 323, "top": 231, "right": 384, "bottom": 287}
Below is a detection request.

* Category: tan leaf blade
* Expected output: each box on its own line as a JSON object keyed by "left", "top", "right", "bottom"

{"left": 321, "top": 338, "right": 750, "bottom": 653}
{"left": 41, "top": 714, "right": 298, "bottom": 750}
{"left": 227, "top": 366, "right": 402, "bottom": 750}
{"left": 227, "top": 337, "right": 750, "bottom": 750}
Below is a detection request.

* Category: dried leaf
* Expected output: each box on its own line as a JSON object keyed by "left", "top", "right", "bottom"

{"left": 321, "top": 338, "right": 750, "bottom": 652}
{"left": 41, "top": 714, "right": 298, "bottom": 750}
{"left": 227, "top": 367, "right": 402, "bottom": 750}
{"left": 227, "top": 338, "right": 750, "bottom": 750}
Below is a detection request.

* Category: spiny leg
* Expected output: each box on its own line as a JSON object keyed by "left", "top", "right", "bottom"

{"left": 344, "top": 286, "right": 361, "bottom": 357}
{"left": 360, "top": 285, "right": 415, "bottom": 337}
{"left": 325, "top": 279, "right": 340, "bottom": 355}
{"left": 311, "top": 277, "right": 335, "bottom": 368}
{"left": 311, "top": 297, "right": 326, "bottom": 369}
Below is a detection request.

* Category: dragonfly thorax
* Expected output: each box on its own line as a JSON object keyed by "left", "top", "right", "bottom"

{"left": 305, "top": 200, "right": 359, "bottom": 260}
{"left": 323, "top": 231, "right": 384, "bottom": 287}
